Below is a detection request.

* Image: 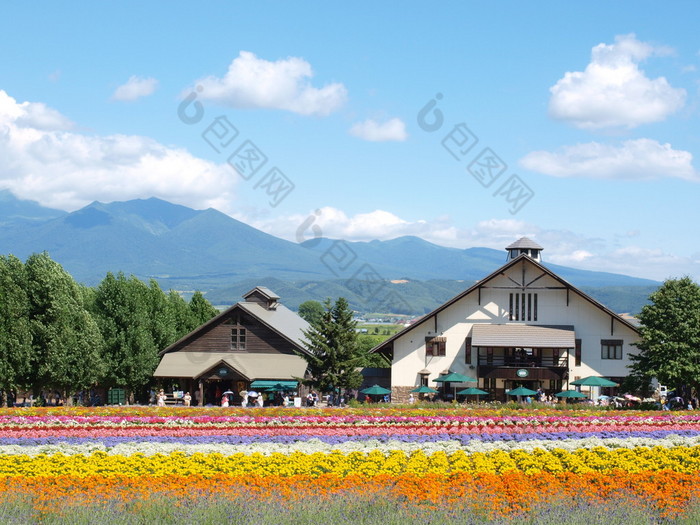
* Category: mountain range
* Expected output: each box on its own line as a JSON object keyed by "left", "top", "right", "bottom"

{"left": 0, "top": 190, "right": 659, "bottom": 314}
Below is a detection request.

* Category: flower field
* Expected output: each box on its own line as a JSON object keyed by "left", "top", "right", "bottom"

{"left": 2, "top": 406, "right": 700, "bottom": 523}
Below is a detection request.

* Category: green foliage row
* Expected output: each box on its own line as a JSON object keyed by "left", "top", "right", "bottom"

{"left": 0, "top": 253, "right": 218, "bottom": 404}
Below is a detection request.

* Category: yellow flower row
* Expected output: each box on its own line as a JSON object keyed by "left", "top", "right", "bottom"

{"left": 2, "top": 446, "right": 700, "bottom": 478}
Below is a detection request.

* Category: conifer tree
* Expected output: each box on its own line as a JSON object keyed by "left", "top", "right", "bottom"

{"left": 298, "top": 298, "right": 364, "bottom": 393}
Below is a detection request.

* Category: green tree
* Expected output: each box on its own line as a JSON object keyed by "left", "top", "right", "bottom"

{"left": 92, "top": 273, "right": 162, "bottom": 398}
{"left": 189, "top": 290, "right": 219, "bottom": 327}
{"left": 356, "top": 335, "right": 391, "bottom": 368}
{"left": 168, "top": 290, "right": 193, "bottom": 340}
{"left": 297, "top": 298, "right": 364, "bottom": 393}
{"left": 169, "top": 289, "right": 218, "bottom": 338}
{"left": 25, "top": 253, "right": 105, "bottom": 404}
{"left": 298, "top": 300, "right": 324, "bottom": 327}
{"left": 629, "top": 277, "right": 700, "bottom": 394}
{"left": 147, "top": 279, "right": 177, "bottom": 353}
{"left": 0, "top": 255, "right": 34, "bottom": 404}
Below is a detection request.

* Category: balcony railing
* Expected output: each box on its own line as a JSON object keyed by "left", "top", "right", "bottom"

{"left": 477, "top": 355, "right": 568, "bottom": 368}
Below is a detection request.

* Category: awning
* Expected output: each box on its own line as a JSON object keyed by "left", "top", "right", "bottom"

{"left": 471, "top": 324, "right": 575, "bottom": 348}
{"left": 250, "top": 380, "right": 299, "bottom": 390}
{"left": 153, "top": 352, "right": 308, "bottom": 380}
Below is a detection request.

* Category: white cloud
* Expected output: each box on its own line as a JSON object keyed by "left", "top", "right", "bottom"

{"left": 349, "top": 118, "right": 407, "bottom": 142}
{"left": 241, "top": 206, "right": 699, "bottom": 281}
{"left": 549, "top": 34, "right": 686, "bottom": 129}
{"left": 111, "top": 76, "right": 159, "bottom": 101}
{"left": 192, "top": 51, "right": 347, "bottom": 116}
{"left": 0, "top": 90, "right": 237, "bottom": 212}
{"left": 547, "top": 249, "right": 594, "bottom": 265}
{"left": 243, "top": 207, "right": 537, "bottom": 251}
{"left": 520, "top": 138, "right": 699, "bottom": 182}
{"left": 14, "top": 102, "right": 74, "bottom": 131}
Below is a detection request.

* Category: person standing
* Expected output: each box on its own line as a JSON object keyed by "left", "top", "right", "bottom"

{"left": 157, "top": 390, "right": 166, "bottom": 407}
{"left": 221, "top": 393, "right": 229, "bottom": 407}
{"left": 183, "top": 392, "right": 191, "bottom": 407}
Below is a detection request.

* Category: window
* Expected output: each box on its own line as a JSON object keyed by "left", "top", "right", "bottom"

{"left": 575, "top": 339, "right": 581, "bottom": 367}
{"left": 231, "top": 327, "right": 246, "bottom": 350}
{"left": 425, "top": 337, "right": 446, "bottom": 356}
{"left": 509, "top": 293, "right": 538, "bottom": 321}
{"left": 465, "top": 337, "right": 472, "bottom": 364}
{"left": 601, "top": 339, "right": 623, "bottom": 360}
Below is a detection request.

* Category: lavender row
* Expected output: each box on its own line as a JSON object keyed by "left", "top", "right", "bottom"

{"left": 2, "top": 428, "right": 699, "bottom": 447}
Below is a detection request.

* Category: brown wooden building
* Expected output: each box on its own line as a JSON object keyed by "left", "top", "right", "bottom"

{"left": 153, "top": 287, "right": 310, "bottom": 405}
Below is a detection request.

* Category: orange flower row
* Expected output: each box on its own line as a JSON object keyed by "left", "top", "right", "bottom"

{"left": 1, "top": 471, "right": 698, "bottom": 520}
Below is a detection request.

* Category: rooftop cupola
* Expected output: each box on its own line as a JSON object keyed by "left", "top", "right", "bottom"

{"left": 242, "top": 286, "right": 280, "bottom": 310}
{"left": 505, "top": 237, "right": 543, "bottom": 262}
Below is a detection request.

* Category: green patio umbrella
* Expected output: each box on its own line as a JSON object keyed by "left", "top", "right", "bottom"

{"left": 433, "top": 372, "right": 477, "bottom": 383}
{"left": 457, "top": 387, "right": 489, "bottom": 396}
{"left": 410, "top": 386, "right": 439, "bottom": 394}
{"left": 457, "top": 387, "right": 489, "bottom": 403}
{"left": 569, "top": 376, "right": 618, "bottom": 387}
{"left": 360, "top": 385, "right": 392, "bottom": 396}
{"left": 433, "top": 372, "right": 477, "bottom": 401}
{"left": 507, "top": 386, "right": 538, "bottom": 397}
{"left": 555, "top": 390, "right": 587, "bottom": 398}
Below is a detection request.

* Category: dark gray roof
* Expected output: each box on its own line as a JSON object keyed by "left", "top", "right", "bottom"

{"left": 506, "top": 237, "right": 543, "bottom": 250}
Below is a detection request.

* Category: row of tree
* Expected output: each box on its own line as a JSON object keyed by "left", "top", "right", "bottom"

{"left": 0, "top": 253, "right": 218, "bottom": 405}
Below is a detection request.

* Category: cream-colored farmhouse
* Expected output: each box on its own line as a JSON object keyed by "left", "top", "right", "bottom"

{"left": 373, "top": 238, "right": 640, "bottom": 402}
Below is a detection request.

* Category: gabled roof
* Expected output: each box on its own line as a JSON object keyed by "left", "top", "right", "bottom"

{"left": 237, "top": 302, "right": 309, "bottom": 348}
{"left": 153, "top": 352, "right": 307, "bottom": 380}
{"left": 243, "top": 286, "right": 280, "bottom": 301}
{"left": 159, "top": 298, "right": 310, "bottom": 356}
{"left": 372, "top": 254, "right": 640, "bottom": 353}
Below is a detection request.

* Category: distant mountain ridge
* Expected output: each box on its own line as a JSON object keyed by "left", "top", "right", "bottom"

{"left": 0, "top": 192, "right": 659, "bottom": 314}
{"left": 0, "top": 190, "right": 66, "bottom": 223}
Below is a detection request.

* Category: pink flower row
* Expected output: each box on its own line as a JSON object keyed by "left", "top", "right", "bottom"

{"left": 1, "top": 422, "right": 698, "bottom": 439}
{"left": 0, "top": 414, "right": 696, "bottom": 427}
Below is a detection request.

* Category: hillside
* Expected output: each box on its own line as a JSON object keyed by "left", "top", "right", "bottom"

{"left": 0, "top": 191, "right": 659, "bottom": 314}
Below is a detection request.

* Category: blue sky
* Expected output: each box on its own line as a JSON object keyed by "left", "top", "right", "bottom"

{"left": 0, "top": 1, "right": 698, "bottom": 281}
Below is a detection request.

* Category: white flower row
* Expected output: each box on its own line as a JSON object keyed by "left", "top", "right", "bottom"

{"left": 1, "top": 434, "right": 699, "bottom": 457}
